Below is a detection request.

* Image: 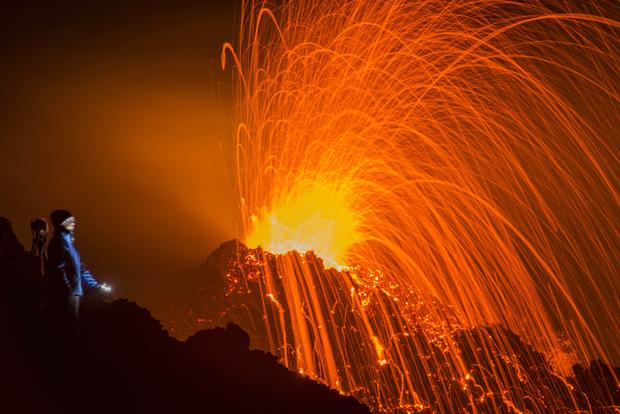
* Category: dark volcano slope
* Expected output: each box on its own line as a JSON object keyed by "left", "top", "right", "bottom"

{"left": 181, "top": 240, "right": 620, "bottom": 413}
{"left": 0, "top": 218, "right": 369, "bottom": 414}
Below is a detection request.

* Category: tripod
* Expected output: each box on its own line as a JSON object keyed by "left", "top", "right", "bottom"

{"left": 29, "top": 217, "right": 49, "bottom": 277}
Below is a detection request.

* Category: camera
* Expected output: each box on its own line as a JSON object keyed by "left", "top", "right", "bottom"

{"left": 30, "top": 217, "right": 49, "bottom": 255}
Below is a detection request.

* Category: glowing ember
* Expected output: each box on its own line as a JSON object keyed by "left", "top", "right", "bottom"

{"left": 218, "top": 0, "right": 620, "bottom": 412}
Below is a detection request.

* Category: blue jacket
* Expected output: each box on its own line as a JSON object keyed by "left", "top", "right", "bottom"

{"left": 47, "top": 230, "right": 99, "bottom": 296}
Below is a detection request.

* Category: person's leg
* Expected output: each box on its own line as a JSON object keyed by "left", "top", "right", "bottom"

{"left": 46, "top": 293, "right": 76, "bottom": 335}
{"left": 44, "top": 294, "right": 77, "bottom": 374}
{"left": 67, "top": 295, "right": 80, "bottom": 342}
{"left": 68, "top": 295, "right": 80, "bottom": 319}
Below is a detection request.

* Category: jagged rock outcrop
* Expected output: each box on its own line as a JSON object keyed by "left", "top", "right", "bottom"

{"left": 180, "top": 239, "right": 620, "bottom": 413}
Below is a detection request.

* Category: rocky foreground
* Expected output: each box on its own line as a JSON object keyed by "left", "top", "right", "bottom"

{"left": 0, "top": 217, "right": 369, "bottom": 414}
{"left": 175, "top": 239, "right": 620, "bottom": 413}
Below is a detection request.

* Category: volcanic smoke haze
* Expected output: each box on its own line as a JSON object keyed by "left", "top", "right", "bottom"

{"left": 0, "top": 1, "right": 238, "bottom": 308}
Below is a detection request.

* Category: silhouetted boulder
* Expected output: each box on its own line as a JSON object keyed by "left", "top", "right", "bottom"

{"left": 0, "top": 217, "right": 24, "bottom": 255}
{"left": 0, "top": 217, "right": 27, "bottom": 276}
{"left": 187, "top": 322, "right": 250, "bottom": 355}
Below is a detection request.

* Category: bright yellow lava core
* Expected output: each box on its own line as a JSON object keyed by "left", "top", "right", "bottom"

{"left": 246, "top": 183, "right": 360, "bottom": 268}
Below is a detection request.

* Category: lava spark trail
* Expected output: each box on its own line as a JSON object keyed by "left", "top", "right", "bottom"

{"left": 220, "top": 1, "right": 620, "bottom": 412}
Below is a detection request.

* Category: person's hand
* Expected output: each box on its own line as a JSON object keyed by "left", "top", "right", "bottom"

{"left": 99, "top": 283, "right": 112, "bottom": 293}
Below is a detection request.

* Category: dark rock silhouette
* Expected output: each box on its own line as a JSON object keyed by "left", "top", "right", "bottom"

{"left": 179, "top": 239, "right": 620, "bottom": 413}
{"left": 0, "top": 218, "right": 369, "bottom": 414}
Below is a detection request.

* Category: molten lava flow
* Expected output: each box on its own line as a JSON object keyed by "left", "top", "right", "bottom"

{"left": 219, "top": 1, "right": 620, "bottom": 412}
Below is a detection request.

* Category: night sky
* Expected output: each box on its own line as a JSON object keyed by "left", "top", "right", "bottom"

{"left": 1, "top": 1, "right": 238, "bottom": 309}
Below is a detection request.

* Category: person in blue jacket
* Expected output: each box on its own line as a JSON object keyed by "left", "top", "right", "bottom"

{"left": 47, "top": 209, "right": 111, "bottom": 320}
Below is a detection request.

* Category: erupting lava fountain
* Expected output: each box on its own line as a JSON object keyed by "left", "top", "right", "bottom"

{"left": 218, "top": 1, "right": 620, "bottom": 412}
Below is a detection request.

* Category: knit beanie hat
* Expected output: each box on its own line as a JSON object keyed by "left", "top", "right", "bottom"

{"left": 50, "top": 210, "right": 74, "bottom": 229}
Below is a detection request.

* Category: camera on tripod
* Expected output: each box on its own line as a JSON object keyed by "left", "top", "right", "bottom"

{"left": 30, "top": 217, "right": 49, "bottom": 254}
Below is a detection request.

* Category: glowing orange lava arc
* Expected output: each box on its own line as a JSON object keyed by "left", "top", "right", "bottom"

{"left": 221, "top": 0, "right": 620, "bottom": 412}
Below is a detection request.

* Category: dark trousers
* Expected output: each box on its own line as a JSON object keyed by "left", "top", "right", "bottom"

{"left": 45, "top": 294, "right": 81, "bottom": 373}
{"left": 48, "top": 294, "right": 80, "bottom": 342}
{"left": 67, "top": 294, "right": 80, "bottom": 319}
